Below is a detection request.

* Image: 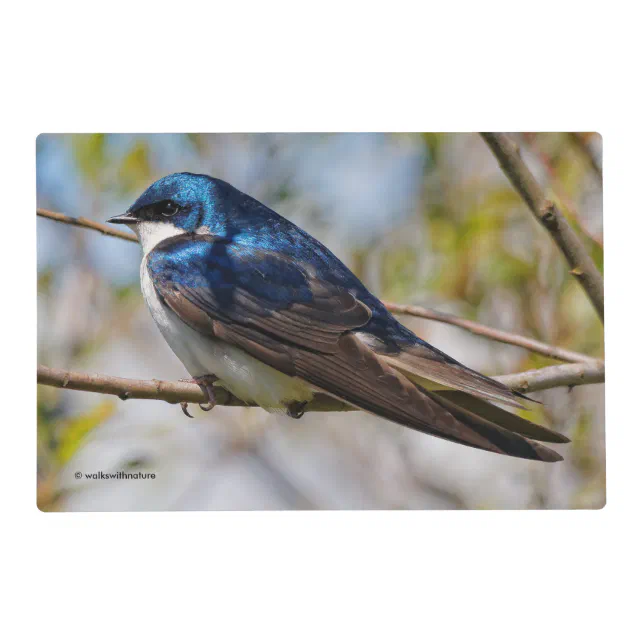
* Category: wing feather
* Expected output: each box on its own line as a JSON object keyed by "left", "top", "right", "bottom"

{"left": 381, "top": 348, "right": 526, "bottom": 409}
{"left": 433, "top": 391, "right": 570, "bottom": 444}
{"left": 147, "top": 236, "right": 564, "bottom": 462}
{"left": 291, "top": 334, "right": 562, "bottom": 462}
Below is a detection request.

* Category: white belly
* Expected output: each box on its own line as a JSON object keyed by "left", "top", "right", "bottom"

{"left": 140, "top": 260, "right": 314, "bottom": 412}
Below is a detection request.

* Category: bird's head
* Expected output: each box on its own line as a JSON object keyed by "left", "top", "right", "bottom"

{"left": 108, "top": 173, "right": 225, "bottom": 253}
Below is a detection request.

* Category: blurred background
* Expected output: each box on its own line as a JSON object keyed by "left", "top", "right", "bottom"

{"left": 36, "top": 133, "right": 604, "bottom": 510}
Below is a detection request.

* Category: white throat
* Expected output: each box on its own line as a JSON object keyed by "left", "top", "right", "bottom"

{"left": 129, "top": 221, "right": 184, "bottom": 256}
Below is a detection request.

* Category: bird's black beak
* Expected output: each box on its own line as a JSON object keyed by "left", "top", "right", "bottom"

{"left": 107, "top": 212, "right": 138, "bottom": 225}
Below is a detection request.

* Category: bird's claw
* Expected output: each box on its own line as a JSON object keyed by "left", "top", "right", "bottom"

{"left": 178, "top": 374, "right": 219, "bottom": 417}
{"left": 197, "top": 378, "right": 218, "bottom": 412}
{"left": 286, "top": 401, "right": 308, "bottom": 419}
{"left": 180, "top": 401, "right": 194, "bottom": 418}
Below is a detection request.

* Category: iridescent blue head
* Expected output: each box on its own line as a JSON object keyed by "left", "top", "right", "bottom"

{"left": 108, "top": 172, "right": 231, "bottom": 253}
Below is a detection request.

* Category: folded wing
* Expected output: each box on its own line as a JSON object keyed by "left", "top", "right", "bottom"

{"left": 148, "top": 234, "right": 565, "bottom": 462}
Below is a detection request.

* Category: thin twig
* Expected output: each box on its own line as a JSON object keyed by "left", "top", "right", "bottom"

{"left": 37, "top": 208, "right": 138, "bottom": 243}
{"left": 480, "top": 133, "right": 604, "bottom": 323}
{"left": 37, "top": 361, "right": 605, "bottom": 408}
{"left": 384, "top": 301, "right": 596, "bottom": 364}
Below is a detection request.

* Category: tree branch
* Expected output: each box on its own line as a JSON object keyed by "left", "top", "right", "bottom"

{"left": 37, "top": 208, "right": 138, "bottom": 243}
{"left": 480, "top": 132, "right": 604, "bottom": 323}
{"left": 37, "top": 364, "right": 353, "bottom": 411}
{"left": 383, "top": 301, "right": 596, "bottom": 364}
{"left": 38, "top": 360, "right": 604, "bottom": 410}
{"left": 36, "top": 208, "right": 599, "bottom": 364}
{"left": 497, "top": 360, "right": 604, "bottom": 393}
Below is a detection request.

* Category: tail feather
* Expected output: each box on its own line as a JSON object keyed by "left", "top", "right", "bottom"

{"left": 426, "top": 392, "right": 564, "bottom": 462}
{"left": 433, "top": 390, "right": 570, "bottom": 444}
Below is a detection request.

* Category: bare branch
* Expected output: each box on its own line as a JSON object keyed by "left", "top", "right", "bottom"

{"left": 480, "top": 133, "right": 604, "bottom": 323}
{"left": 498, "top": 360, "right": 605, "bottom": 393}
{"left": 37, "top": 364, "right": 352, "bottom": 411}
{"left": 384, "top": 301, "right": 596, "bottom": 364}
{"left": 37, "top": 208, "right": 138, "bottom": 243}
{"left": 38, "top": 360, "right": 604, "bottom": 411}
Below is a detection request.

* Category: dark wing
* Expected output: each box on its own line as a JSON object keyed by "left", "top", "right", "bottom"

{"left": 368, "top": 339, "right": 529, "bottom": 409}
{"left": 148, "top": 235, "right": 563, "bottom": 462}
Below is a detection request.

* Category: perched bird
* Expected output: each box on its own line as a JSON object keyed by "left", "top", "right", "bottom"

{"left": 108, "top": 172, "right": 569, "bottom": 462}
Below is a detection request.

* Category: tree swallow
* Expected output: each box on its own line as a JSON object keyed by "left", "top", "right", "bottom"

{"left": 108, "top": 172, "right": 568, "bottom": 461}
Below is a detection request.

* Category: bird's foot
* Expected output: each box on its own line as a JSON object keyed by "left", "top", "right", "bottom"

{"left": 195, "top": 375, "right": 219, "bottom": 411}
{"left": 179, "top": 375, "right": 221, "bottom": 417}
{"left": 286, "top": 401, "right": 308, "bottom": 419}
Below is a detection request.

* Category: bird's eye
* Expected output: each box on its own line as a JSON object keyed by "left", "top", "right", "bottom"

{"left": 159, "top": 201, "right": 179, "bottom": 217}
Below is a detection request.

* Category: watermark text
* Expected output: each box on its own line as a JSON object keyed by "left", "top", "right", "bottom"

{"left": 75, "top": 471, "right": 156, "bottom": 480}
